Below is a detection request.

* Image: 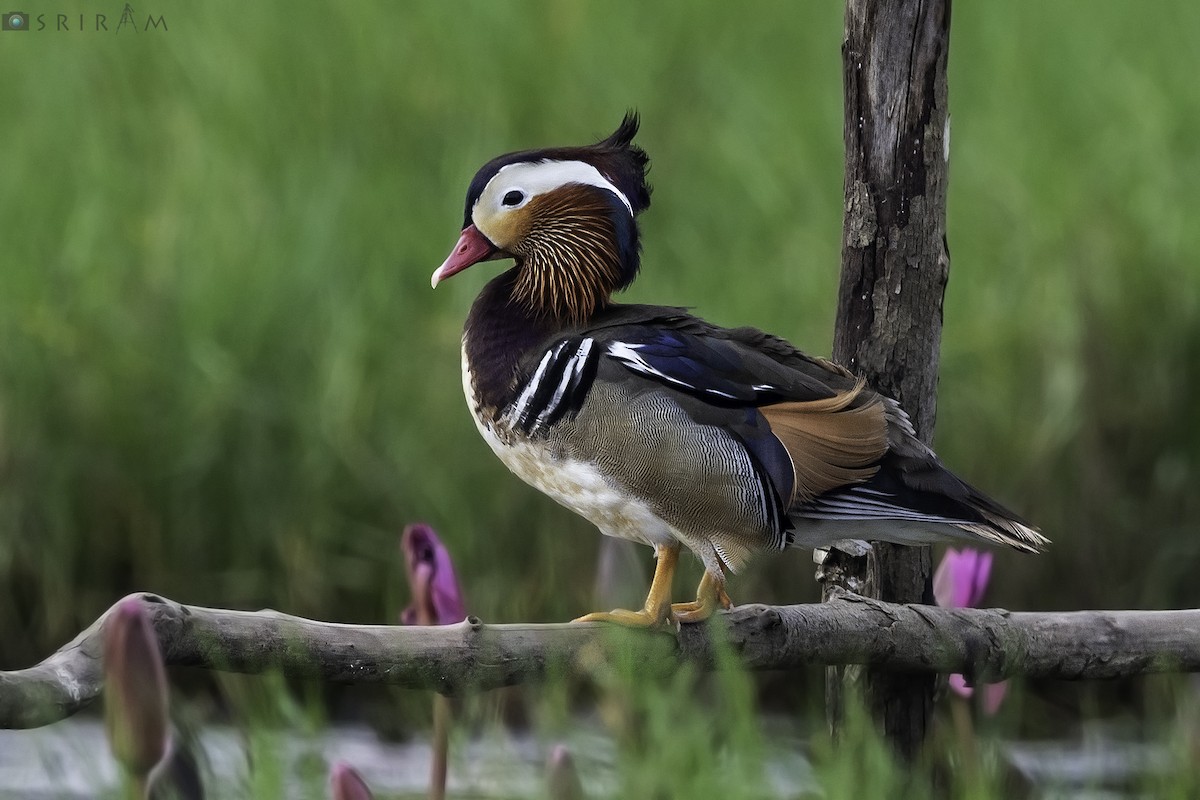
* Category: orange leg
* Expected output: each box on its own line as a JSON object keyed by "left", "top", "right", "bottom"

{"left": 670, "top": 571, "right": 733, "bottom": 624}
{"left": 573, "top": 543, "right": 679, "bottom": 627}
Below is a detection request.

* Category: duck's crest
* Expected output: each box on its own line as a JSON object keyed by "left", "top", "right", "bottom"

{"left": 461, "top": 111, "right": 653, "bottom": 228}
{"left": 588, "top": 111, "right": 652, "bottom": 215}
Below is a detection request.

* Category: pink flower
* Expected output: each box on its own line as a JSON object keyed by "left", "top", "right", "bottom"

{"left": 547, "top": 744, "right": 585, "bottom": 800}
{"left": 329, "top": 761, "right": 374, "bottom": 800}
{"left": 400, "top": 523, "right": 466, "bottom": 626}
{"left": 933, "top": 548, "right": 1008, "bottom": 713}
{"left": 933, "top": 547, "right": 992, "bottom": 609}
{"left": 399, "top": 523, "right": 465, "bottom": 800}
{"left": 947, "top": 674, "right": 1009, "bottom": 716}
{"left": 103, "top": 597, "right": 170, "bottom": 786}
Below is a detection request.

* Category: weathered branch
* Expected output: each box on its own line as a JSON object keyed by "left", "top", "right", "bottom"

{"left": 4, "top": 591, "right": 1200, "bottom": 730}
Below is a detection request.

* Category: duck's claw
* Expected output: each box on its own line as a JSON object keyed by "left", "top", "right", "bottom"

{"left": 669, "top": 572, "right": 731, "bottom": 624}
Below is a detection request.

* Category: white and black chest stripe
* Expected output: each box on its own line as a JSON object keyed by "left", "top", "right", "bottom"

{"left": 460, "top": 334, "right": 606, "bottom": 439}
{"left": 505, "top": 336, "right": 602, "bottom": 435}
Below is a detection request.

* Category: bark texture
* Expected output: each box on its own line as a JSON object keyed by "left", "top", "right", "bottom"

{"left": 827, "top": 0, "right": 952, "bottom": 758}
{"left": 5, "top": 591, "right": 1200, "bottom": 730}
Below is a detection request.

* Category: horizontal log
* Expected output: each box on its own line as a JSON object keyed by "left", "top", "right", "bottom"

{"left": 3, "top": 590, "right": 1199, "bottom": 729}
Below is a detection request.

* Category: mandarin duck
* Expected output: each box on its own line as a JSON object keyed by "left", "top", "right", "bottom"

{"left": 431, "top": 114, "right": 1047, "bottom": 627}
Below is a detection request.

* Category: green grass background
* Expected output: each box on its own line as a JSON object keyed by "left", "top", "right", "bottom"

{"left": 2, "top": 0, "right": 1199, "bottom": 678}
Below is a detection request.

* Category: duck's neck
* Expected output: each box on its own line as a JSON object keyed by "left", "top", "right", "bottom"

{"left": 463, "top": 267, "right": 565, "bottom": 412}
{"left": 510, "top": 250, "right": 615, "bottom": 325}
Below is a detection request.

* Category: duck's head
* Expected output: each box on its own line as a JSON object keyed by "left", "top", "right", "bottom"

{"left": 432, "top": 113, "right": 651, "bottom": 323}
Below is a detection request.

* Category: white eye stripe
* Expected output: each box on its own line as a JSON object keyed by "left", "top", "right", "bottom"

{"left": 486, "top": 160, "right": 633, "bottom": 215}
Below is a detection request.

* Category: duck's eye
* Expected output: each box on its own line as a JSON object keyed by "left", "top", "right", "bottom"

{"left": 502, "top": 190, "right": 525, "bottom": 207}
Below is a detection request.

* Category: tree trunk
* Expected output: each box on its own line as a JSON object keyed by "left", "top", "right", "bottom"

{"left": 823, "top": 0, "right": 952, "bottom": 759}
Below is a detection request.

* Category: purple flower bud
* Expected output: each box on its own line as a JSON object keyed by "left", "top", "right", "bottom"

{"left": 948, "top": 673, "right": 1009, "bottom": 715}
{"left": 933, "top": 547, "right": 993, "bottom": 609}
{"left": 547, "top": 744, "right": 585, "bottom": 800}
{"left": 103, "top": 597, "right": 170, "bottom": 782}
{"left": 400, "top": 523, "right": 466, "bottom": 626}
{"left": 935, "top": 548, "right": 1006, "bottom": 715}
{"left": 979, "top": 680, "right": 1009, "bottom": 716}
{"left": 329, "top": 761, "right": 374, "bottom": 800}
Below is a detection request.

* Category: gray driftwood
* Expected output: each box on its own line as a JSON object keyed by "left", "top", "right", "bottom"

{"left": 4, "top": 591, "right": 1200, "bottom": 730}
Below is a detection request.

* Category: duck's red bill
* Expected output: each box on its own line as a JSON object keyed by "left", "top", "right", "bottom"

{"left": 431, "top": 224, "right": 497, "bottom": 287}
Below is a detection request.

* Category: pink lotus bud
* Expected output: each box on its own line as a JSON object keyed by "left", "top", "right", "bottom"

{"left": 329, "top": 761, "right": 373, "bottom": 800}
{"left": 933, "top": 547, "right": 993, "bottom": 609}
{"left": 935, "top": 548, "right": 1007, "bottom": 715}
{"left": 547, "top": 744, "right": 585, "bottom": 800}
{"left": 948, "top": 673, "right": 1009, "bottom": 714}
{"left": 400, "top": 523, "right": 466, "bottom": 626}
{"left": 103, "top": 597, "right": 169, "bottom": 783}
